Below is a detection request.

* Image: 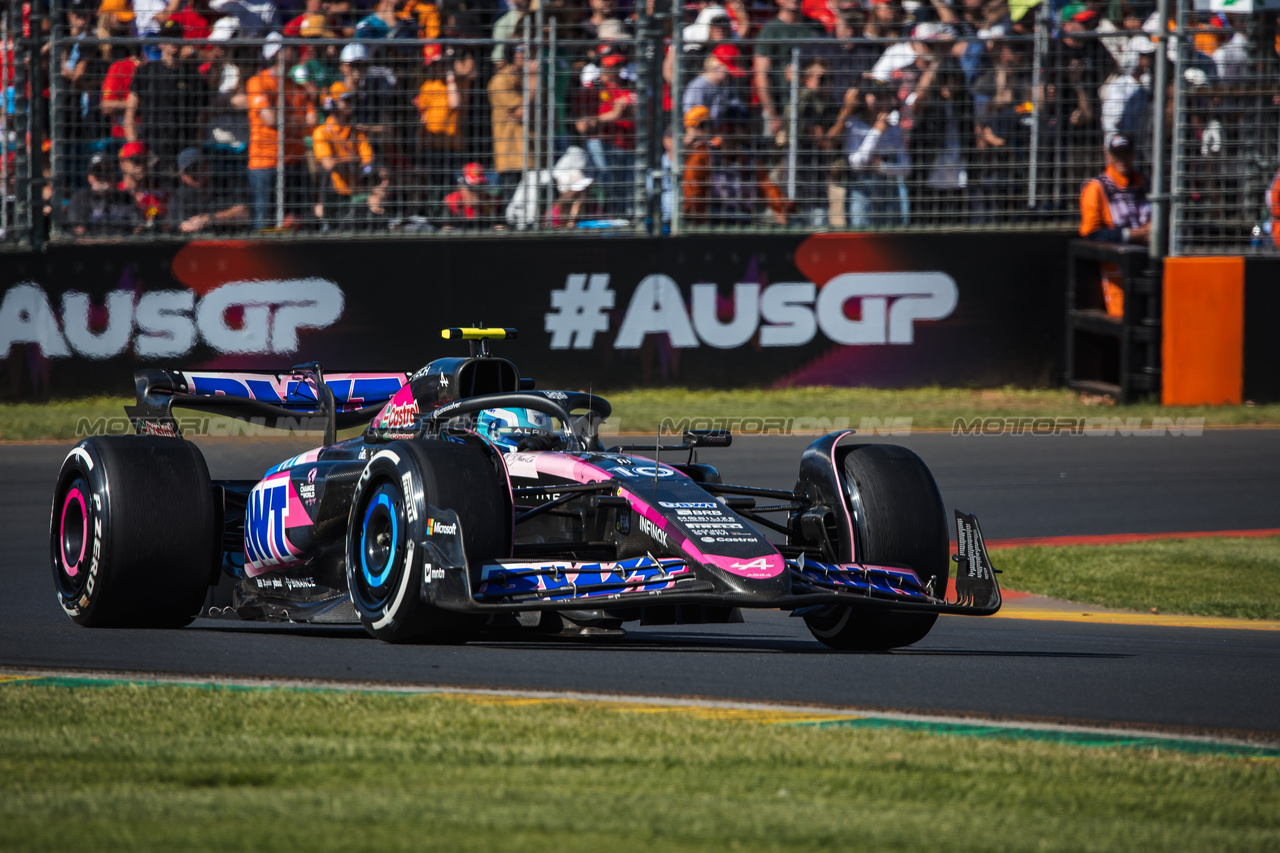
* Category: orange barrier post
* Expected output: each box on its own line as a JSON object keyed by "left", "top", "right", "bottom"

{"left": 1161, "top": 257, "right": 1245, "bottom": 406}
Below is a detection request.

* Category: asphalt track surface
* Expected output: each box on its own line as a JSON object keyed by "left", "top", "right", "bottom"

{"left": 4, "top": 430, "right": 1278, "bottom": 738}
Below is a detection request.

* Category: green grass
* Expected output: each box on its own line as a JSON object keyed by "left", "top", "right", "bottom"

{"left": 1, "top": 683, "right": 1277, "bottom": 852}
{"left": 603, "top": 386, "right": 1280, "bottom": 433}
{"left": 3, "top": 387, "right": 1280, "bottom": 440}
{"left": 997, "top": 536, "right": 1280, "bottom": 620}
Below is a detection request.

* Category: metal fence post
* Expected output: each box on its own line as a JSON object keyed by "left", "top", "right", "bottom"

{"left": 786, "top": 46, "right": 798, "bottom": 202}
{"left": 1, "top": 1, "right": 10, "bottom": 239}
{"left": 12, "top": 0, "right": 30, "bottom": 245}
{"left": 276, "top": 50, "right": 285, "bottom": 229}
{"left": 1028, "top": 6, "right": 1047, "bottom": 210}
{"left": 47, "top": 0, "right": 61, "bottom": 241}
{"left": 1148, "top": 0, "right": 1171, "bottom": 263}
{"left": 1168, "top": 0, "right": 1187, "bottom": 257}
{"left": 638, "top": 16, "right": 657, "bottom": 233}
{"left": 521, "top": 16, "right": 532, "bottom": 226}
{"left": 669, "top": 14, "right": 681, "bottom": 236}
{"left": 544, "top": 18, "right": 556, "bottom": 225}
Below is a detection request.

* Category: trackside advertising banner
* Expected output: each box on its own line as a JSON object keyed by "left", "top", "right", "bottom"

{"left": 0, "top": 233, "right": 1070, "bottom": 398}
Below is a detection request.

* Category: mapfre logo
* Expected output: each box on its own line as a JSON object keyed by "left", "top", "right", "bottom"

{"left": 0, "top": 278, "right": 344, "bottom": 360}
{"left": 545, "top": 272, "right": 957, "bottom": 350}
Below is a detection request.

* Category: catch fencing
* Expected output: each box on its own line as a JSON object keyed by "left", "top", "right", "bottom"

{"left": 5, "top": 1, "right": 1278, "bottom": 250}
{"left": 1169, "top": 8, "right": 1280, "bottom": 255}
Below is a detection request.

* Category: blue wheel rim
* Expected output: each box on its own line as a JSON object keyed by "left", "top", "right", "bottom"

{"left": 360, "top": 491, "right": 398, "bottom": 588}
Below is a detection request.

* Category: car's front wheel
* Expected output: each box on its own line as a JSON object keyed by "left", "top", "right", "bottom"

{"left": 346, "top": 441, "right": 509, "bottom": 643}
{"left": 803, "top": 443, "right": 948, "bottom": 651}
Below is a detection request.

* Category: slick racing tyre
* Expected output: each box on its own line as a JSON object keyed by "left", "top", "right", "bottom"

{"left": 346, "top": 441, "right": 509, "bottom": 643}
{"left": 50, "top": 436, "right": 217, "bottom": 628}
{"left": 804, "top": 444, "right": 949, "bottom": 651}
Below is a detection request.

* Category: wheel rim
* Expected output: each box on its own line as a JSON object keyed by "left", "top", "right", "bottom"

{"left": 53, "top": 477, "right": 92, "bottom": 599}
{"left": 353, "top": 481, "right": 402, "bottom": 610}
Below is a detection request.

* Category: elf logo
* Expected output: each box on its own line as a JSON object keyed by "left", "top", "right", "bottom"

{"left": 427, "top": 519, "right": 458, "bottom": 536}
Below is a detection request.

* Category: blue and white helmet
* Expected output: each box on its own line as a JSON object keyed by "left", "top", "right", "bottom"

{"left": 476, "top": 407, "right": 556, "bottom": 452}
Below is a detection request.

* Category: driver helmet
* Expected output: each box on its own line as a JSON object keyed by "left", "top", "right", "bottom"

{"left": 476, "top": 407, "right": 556, "bottom": 452}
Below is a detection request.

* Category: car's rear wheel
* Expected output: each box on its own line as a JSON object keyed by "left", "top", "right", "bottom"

{"left": 50, "top": 436, "right": 217, "bottom": 628}
{"left": 346, "top": 441, "right": 509, "bottom": 643}
{"left": 804, "top": 444, "right": 948, "bottom": 651}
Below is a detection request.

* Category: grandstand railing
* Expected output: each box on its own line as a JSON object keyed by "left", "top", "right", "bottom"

{"left": 7, "top": 1, "right": 1277, "bottom": 250}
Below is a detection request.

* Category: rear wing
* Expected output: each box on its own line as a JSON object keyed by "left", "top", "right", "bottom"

{"left": 125, "top": 364, "right": 409, "bottom": 443}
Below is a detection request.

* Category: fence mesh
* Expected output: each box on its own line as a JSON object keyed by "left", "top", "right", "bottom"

{"left": 2, "top": 0, "right": 32, "bottom": 245}
{"left": 1170, "top": 5, "right": 1280, "bottom": 256}
{"left": 17, "top": 0, "right": 1280, "bottom": 248}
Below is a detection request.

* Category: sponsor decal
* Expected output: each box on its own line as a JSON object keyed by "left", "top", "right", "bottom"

{"left": 610, "top": 465, "right": 675, "bottom": 478}
{"left": 85, "top": 516, "right": 103, "bottom": 596}
{"left": 660, "top": 501, "right": 717, "bottom": 509}
{"left": 380, "top": 400, "right": 420, "bottom": 430}
{"left": 427, "top": 518, "right": 457, "bottom": 536}
{"left": 297, "top": 468, "right": 319, "bottom": 505}
{"left": 244, "top": 479, "right": 301, "bottom": 571}
{"left": 424, "top": 562, "right": 446, "bottom": 583}
{"left": 0, "top": 279, "right": 345, "bottom": 360}
{"left": 255, "top": 576, "right": 318, "bottom": 591}
{"left": 545, "top": 272, "right": 957, "bottom": 351}
{"left": 187, "top": 373, "right": 405, "bottom": 408}
{"left": 136, "top": 419, "right": 180, "bottom": 437}
{"left": 637, "top": 515, "right": 668, "bottom": 547}
{"left": 402, "top": 472, "right": 417, "bottom": 523}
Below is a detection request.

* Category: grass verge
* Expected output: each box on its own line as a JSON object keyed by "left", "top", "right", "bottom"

{"left": 996, "top": 536, "right": 1280, "bottom": 620}
{"left": 1, "top": 682, "right": 1277, "bottom": 852}
{"left": 3, "top": 387, "right": 1280, "bottom": 440}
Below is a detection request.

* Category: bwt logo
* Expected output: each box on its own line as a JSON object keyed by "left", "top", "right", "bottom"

{"left": 545, "top": 272, "right": 958, "bottom": 350}
{"left": 0, "top": 278, "right": 344, "bottom": 360}
{"left": 245, "top": 479, "right": 296, "bottom": 573}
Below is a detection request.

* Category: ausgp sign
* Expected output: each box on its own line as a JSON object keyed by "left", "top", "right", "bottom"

{"left": 0, "top": 278, "right": 344, "bottom": 360}
{"left": 545, "top": 271, "right": 958, "bottom": 350}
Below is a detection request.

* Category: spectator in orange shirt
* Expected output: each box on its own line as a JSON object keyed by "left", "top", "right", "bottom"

{"left": 313, "top": 81, "right": 376, "bottom": 224}
{"left": 245, "top": 32, "right": 317, "bottom": 229}
{"left": 1079, "top": 135, "right": 1152, "bottom": 317}
{"left": 416, "top": 53, "right": 468, "bottom": 209}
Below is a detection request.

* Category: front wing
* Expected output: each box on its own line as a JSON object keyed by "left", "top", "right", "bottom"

{"left": 419, "top": 510, "right": 1002, "bottom": 618}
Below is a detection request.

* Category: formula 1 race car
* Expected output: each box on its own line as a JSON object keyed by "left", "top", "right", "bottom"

{"left": 50, "top": 328, "right": 1001, "bottom": 650}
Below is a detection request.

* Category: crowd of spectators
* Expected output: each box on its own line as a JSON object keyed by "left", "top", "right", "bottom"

{"left": 17, "top": 0, "right": 1279, "bottom": 235}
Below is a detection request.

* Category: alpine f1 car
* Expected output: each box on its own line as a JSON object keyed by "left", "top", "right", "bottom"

{"left": 50, "top": 328, "right": 1001, "bottom": 649}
